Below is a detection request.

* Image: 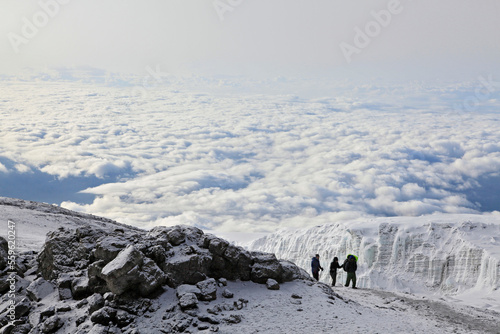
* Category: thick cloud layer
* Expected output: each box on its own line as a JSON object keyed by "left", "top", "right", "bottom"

{"left": 1, "top": 79, "right": 500, "bottom": 232}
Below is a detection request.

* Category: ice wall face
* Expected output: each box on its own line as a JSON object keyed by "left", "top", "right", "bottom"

{"left": 248, "top": 215, "right": 500, "bottom": 299}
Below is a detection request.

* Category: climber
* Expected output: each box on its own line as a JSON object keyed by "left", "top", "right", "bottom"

{"left": 343, "top": 254, "right": 358, "bottom": 289}
{"left": 311, "top": 254, "right": 323, "bottom": 280}
{"left": 329, "top": 257, "right": 342, "bottom": 286}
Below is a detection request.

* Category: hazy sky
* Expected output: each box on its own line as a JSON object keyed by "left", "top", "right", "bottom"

{"left": 1, "top": 0, "right": 500, "bottom": 80}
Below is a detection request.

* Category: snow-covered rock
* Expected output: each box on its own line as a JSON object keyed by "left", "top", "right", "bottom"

{"left": 266, "top": 279, "right": 280, "bottom": 290}
{"left": 196, "top": 278, "right": 218, "bottom": 301}
{"left": 26, "top": 278, "right": 55, "bottom": 302}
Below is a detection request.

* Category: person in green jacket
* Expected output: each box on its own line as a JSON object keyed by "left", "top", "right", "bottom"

{"left": 343, "top": 255, "right": 358, "bottom": 289}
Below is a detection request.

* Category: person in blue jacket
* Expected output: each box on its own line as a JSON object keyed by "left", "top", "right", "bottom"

{"left": 311, "top": 254, "right": 323, "bottom": 280}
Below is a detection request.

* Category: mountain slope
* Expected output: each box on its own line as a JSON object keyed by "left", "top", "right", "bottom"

{"left": 0, "top": 197, "right": 141, "bottom": 251}
{"left": 1, "top": 198, "right": 499, "bottom": 333}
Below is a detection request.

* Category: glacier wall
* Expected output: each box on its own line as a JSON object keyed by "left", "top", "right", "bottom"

{"left": 248, "top": 214, "right": 500, "bottom": 300}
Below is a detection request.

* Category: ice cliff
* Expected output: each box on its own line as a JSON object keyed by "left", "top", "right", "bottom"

{"left": 248, "top": 214, "right": 500, "bottom": 309}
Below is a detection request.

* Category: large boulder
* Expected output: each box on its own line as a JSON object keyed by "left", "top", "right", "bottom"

{"left": 38, "top": 227, "right": 103, "bottom": 280}
{"left": 250, "top": 252, "right": 284, "bottom": 284}
{"left": 280, "top": 260, "right": 311, "bottom": 282}
{"left": 71, "top": 276, "right": 91, "bottom": 299}
{"left": 93, "top": 236, "right": 129, "bottom": 263}
{"left": 162, "top": 246, "right": 212, "bottom": 287}
{"left": 100, "top": 245, "right": 165, "bottom": 296}
{"left": 137, "top": 257, "right": 167, "bottom": 296}
{"left": 222, "top": 244, "right": 253, "bottom": 281}
{"left": 26, "top": 278, "right": 56, "bottom": 302}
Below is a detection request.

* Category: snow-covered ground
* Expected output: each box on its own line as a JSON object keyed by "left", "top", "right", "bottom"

{"left": 248, "top": 213, "right": 500, "bottom": 313}
{"left": 1, "top": 198, "right": 499, "bottom": 333}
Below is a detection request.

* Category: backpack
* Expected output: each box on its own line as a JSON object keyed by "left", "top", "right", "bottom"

{"left": 342, "top": 259, "right": 349, "bottom": 272}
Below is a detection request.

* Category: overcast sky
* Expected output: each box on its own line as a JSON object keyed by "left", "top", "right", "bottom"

{"left": 1, "top": 0, "right": 499, "bottom": 80}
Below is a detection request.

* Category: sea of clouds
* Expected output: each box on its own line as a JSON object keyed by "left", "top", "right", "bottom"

{"left": 1, "top": 76, "right": 500, "bottom": 233}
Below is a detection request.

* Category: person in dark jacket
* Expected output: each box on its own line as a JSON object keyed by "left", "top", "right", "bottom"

{"left": 343, "top": 255, "right": 357, "bottom": 289}
{"left": 329, "top": 257, "right": 342, "bottom": 286}
{"left": 311, "top": 254, "right": 323, "bottom": 280}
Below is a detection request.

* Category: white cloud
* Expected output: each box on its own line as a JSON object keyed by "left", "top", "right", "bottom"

{"left": 0, "top": 163, "right": 8, "bottom": 173}
{"left": 1, "top": 79, "right": 500, "bottom": 233}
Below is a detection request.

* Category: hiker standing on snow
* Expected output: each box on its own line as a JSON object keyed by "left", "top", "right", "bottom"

{"left": 329, "top": 257, "right": 342, "bottom": 286}
{"left": 311, "top": 254, "right": 323, "bottom": 280}
{"left": 343, "top": 255, "right": 358, "bottom": 289}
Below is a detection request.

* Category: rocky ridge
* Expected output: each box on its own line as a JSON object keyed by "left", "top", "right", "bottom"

{"left": 0, "top": 224, "right": 313, "bottom": 333}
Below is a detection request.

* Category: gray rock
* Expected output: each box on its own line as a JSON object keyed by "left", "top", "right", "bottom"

{"left": 266, "top": 279, "right": 280, "bottom": 290}
{"left": 15, "top": 298, "right": 31, "bottom": 318}
{"left": 178, "top": 293, "right": 198, "bottom": 310}
{"left": 94, "top": 236, "right": 129, "bottom": 263}
{"left": 58, "top": 287, "right": 73, "bottom": 300}
{"left": 163, "top": 250, "right": 212, "bottom": 287}
{"left": 56, "top": 273, "right": 73, "bottom": 289}
{"left": 207, "top": 305, "right": 222, "bottom": 315}
{"left": 167, "top": 313, "right": 193, "bottom": 332}
{"left": 29, "top": 311, "right": 42, "bottom": 328}
{"left": 90, "top": 306, "right": 117, "bottom": 325}
{"left": 208, "top": 238, "right": 229, "bottom": 257}
{"left": 26, "top": 278, "right": 55, "bottom": 302}
{"left": 224, "top": 314, "right": 242, "bottom": 324}
{"left": 100, "top": 245, "right": 143, "bottom": 295}
{"left": 88, "top": 293, "right": 105, "bottom": 314}
{"left": 71, "top": 276, "right": 90, "bottom": 299}
{"left": 39, "top": 315, "right": 62, "bottom": 333}
{"left": 196, "top": 278, "right": 217, "bottom": 301}
{"left": 115, "top": 309, "right": 134, "bottom": 328}
{"left": 198, "top": 314, "right": 220, "bottom": 325}
{"left": 222, "top": 289, "right": 234, "bottom": 298}
{"left": 40, "top": 306, "right": 55, "bottom": 317}
{"left": 100, "top": 245, "right": 165, "bottom": 296}
{"left": 167, "top": 228, "right": 186, "bottom": 246}
{"left": 88, "top": 260, "right": 106, "bottom": 281}
{"left": 56, "top": 305, "right": 71, "bottom": 312}
{"left": 280, "top": 260, "right": 311, "bottom": 282}
{"left": 176, "top": 284, "right": 201, "bottom": 298}
{"left": 137, "top": 257, "right": 166, "bottom": 296}
{"left": 76, "top": 315, "right": 87, "bottom": 326}
{"left": 38, "top": 228, "right": 99, "bottom": 280}
{"left": 250, "top": 252, "right": 283, "bottom": 284}
{"left": 10, "top": 323, "right": 31, "bottom": 334}
{"left": 87, "top": 323, "right": 122, "bottom": 334}
{"left": 223, "top": 245, "right": 253, "bottom": 281}
{"left": 103, "top": 292, "right": 115, "bottom": 302}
